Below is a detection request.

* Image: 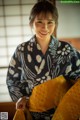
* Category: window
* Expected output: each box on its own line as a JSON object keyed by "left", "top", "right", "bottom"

{"left": 0, "top": 0, "right": 36, "bottom": 102}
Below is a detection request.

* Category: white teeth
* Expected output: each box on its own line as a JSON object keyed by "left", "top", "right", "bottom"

{"left": 40, "top": 32, "right": 48, "bottom": 35}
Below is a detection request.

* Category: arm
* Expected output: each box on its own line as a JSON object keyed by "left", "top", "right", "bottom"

{"left": 6, "top": 45, "right": 29, "bottom": 102}
{"left": 64, "top": 47, "right": 80, "bottom": 83}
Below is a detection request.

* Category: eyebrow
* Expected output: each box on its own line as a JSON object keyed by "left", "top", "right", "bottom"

{"left": 36, "top": 19, "right": 54, "bottom": 21}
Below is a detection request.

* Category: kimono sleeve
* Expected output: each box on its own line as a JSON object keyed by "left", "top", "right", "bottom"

{"left": 65, "top": 48, "right": 80, "bottom": 82}
{"left": 6, "top": 46, "right": 29, "bottom": 102}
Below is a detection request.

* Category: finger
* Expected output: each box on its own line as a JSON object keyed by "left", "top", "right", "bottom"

{"left": 19, "top": 104, "right": 23, "bottom": 109}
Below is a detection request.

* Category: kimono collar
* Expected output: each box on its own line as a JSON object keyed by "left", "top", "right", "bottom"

{"left": 30, "top": 35, "right": 59, "bottom": 52}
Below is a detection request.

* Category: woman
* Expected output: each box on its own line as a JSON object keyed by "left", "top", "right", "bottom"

{"left": 6, "top": 1, "right": 80, "bottom": 120}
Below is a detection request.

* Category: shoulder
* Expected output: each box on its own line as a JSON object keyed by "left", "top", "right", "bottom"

{"left": 16, "top": 35, "right": 35, "bottom": 52}
{"left": 58, "top": 40, "right": 74, "bottom": 50}
{"left": 58, "top": 40, "right": 80, "bottom": 57}
{"left": 59, "top": 40, "right": 71, "bottom": 47}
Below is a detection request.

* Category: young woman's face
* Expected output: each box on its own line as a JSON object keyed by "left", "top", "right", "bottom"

{"left": 33, "top": 12, "right": 55, "bottom": 41}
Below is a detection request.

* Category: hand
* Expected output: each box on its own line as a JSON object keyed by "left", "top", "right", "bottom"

{"left": 16, "top": 96, "right": 28, "bottom": 110}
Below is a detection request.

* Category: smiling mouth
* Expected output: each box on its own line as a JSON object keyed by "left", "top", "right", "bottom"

{"left": 39, "top": 32, "right": 49, "bottom": 35}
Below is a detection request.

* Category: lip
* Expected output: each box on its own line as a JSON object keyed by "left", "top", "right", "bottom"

{"left": 39, "top": 32, "right": 49, "bottom": 35}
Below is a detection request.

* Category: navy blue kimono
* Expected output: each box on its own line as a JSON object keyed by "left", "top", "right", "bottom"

{"left": 6, "top": 35, "right": 80, "bottom": 120}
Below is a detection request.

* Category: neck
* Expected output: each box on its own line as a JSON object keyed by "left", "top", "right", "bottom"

{"left": 36, "top": 36, "right": 51, "bottom": 54}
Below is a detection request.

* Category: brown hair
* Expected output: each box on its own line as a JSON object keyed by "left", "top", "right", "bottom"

{"left": 29, "top": 1, "right": 58, "bottom": 27}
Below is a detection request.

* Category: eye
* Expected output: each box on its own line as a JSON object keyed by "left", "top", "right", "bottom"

{"left": 48, "top": 21, "right": 52, "bottom": 24}
{"left": 37, "top": 20, "right": 42, "bottom": 23}
{"left": 48, "top": 21, "right": 55, "bottom": 24}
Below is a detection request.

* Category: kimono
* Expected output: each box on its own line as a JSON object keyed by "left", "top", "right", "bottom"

{"left": 6, "top": 35, "right": 80, "bottom": 120}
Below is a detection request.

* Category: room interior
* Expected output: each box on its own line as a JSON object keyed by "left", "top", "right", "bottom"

{"left": 0, "top": 0, "right": 80, "bottom": 119}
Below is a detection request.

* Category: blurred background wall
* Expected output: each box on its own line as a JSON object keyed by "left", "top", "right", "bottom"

{"left": 56, "top": 1, "right": 80, "bottom": 51}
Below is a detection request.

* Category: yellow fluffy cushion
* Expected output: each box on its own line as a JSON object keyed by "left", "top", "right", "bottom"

{"left": 13, "top": 109, "right": 26, "bottom": 120}
{"left": 28, "top": 75, "right": 71, "bottom": 112}
{"left": 13, "top": 108, "right": 32, "bottom": 120}
{"left": 52, "top": 79, "right": 80, "bottom": 120}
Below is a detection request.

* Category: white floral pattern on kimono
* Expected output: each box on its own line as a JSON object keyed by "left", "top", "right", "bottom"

{"left": 6, "top": 35, "right": 80, "bottom": 120}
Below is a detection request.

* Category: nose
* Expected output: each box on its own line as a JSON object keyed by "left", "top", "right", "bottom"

{"left": 42, "top": 23, "right": 48, "bottom": 30}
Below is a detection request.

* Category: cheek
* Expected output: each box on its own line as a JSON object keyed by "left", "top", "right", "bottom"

{"left": 50, "top": 26, "right": 55, "bottom": 33}
{"left": 33, "top": 24, "right": 40, "bottom": 31}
